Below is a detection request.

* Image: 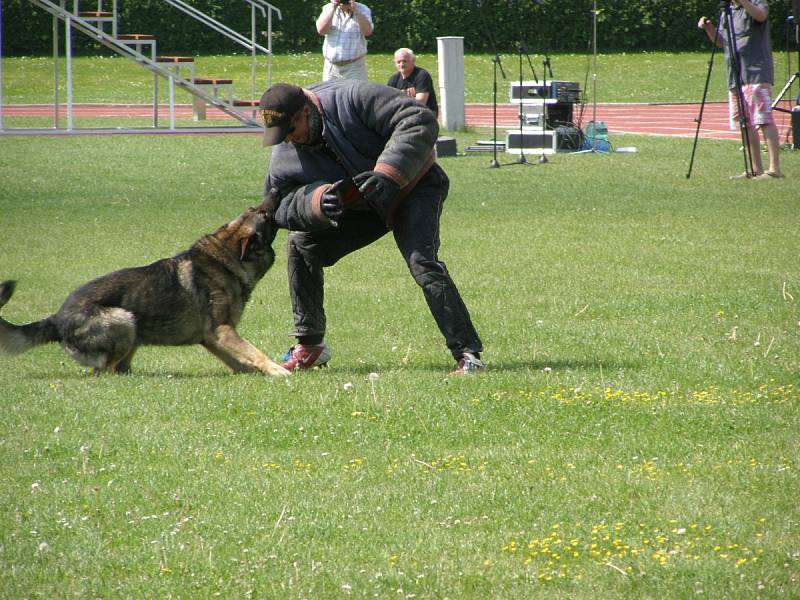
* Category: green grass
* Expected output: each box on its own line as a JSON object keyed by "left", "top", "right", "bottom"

{"left": 3, "top": 50, "right": 798, "bottom": 106}
{"left": 0, "top": 129, "right": 798, "bottom": 597}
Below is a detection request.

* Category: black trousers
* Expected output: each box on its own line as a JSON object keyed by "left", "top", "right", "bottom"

{"left": 286, "top": 163, "right": 482, "bottom": 360}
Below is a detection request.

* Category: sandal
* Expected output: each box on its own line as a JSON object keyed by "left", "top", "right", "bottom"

{"left": 754, "top": 171, "right": 784, "bottom": 180}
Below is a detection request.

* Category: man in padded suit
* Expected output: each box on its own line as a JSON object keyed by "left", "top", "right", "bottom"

{"left": 259, "top": 80, "right": 484, "bottom": 375}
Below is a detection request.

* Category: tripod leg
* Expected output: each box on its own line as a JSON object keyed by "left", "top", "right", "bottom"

{"left": 723, "top": 4, "right": 756, "bottom": 177}
{"left": 771, "top": 73, "right": 799, "bottom": 110}
{"left": 687, "top": 22, "right": 721, "bottom": 179}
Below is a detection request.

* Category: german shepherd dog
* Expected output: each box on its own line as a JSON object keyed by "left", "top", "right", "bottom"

{"left": 0, "top": 195, "right": 290, "bottom": 377}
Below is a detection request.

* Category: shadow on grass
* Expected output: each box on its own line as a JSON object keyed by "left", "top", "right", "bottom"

{"left": 20, "top": 356, "right": 642, "bottom": 380}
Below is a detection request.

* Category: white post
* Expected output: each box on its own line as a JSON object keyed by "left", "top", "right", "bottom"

{"left": 0, "top": 0, "right": 4, "bottom": 131}
{"left": 66, "top": 14, "right": 73, "bottom": 131}
{"left": 436, "top": 36, "right": 464, "bottom": 131}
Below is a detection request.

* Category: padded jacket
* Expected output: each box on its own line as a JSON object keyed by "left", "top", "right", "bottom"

{"left": 265, "top": 79, "right": 438, "bottom": 231}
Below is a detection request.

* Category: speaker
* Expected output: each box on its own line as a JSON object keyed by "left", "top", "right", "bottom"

{"left": 505, "top": 128, "right": 556, "bottom": 154}
{"left": 554, "top": 125, "right": 584, "bottom": 151}
{"left": 436, "top": 136, "right": 457, "bottom": 157}
{"left": 509, "top": 80, "right": 581, "bottom": 104}
{"left": 545, "top": 102, "right": 574, "bottom": 127}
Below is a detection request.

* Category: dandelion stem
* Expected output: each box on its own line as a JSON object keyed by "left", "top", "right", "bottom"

{"left": 604, "top": 561, "right": 628, "bottom": 576}
{"left": 763, "top": 336, "right": 775, "bottom": 358}
{"left": 272, "top": 506, "right": 287, "bottom": 537}
{"left": 411, "top": 455, "right": 437, "bottom": 472}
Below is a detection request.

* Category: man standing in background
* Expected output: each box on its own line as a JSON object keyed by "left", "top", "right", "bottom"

{"left": 316, "top": 0, "right": 373, "bottom": 81}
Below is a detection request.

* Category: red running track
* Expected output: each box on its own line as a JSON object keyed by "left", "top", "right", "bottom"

{"left": 466, "top": 101, "right": 796, "bottom": 142}
{"left": 2, "top": 101, "right": 796, "bottom": 141}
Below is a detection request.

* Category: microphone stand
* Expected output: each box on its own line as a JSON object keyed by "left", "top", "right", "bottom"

{"left": 476, "top": 0, "right": 506, "bottom": 168}
{"left": 513, "top": 44, "right": 530, "bottom": 165}
{"left": 572, "top": 0, "right": 605, "bottom": 155}
{"left": 490, "top": 52, "right": 506, "bottom": 168}
{"left": 501, "top": 43, "right": 537, "bottom": 167}
{"left": 539, "top": 53, "right": 554, "bottom": 163}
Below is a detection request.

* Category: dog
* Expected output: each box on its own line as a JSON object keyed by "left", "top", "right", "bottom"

{"left": 0, "top": 194, "right": 290, "bottom": 377}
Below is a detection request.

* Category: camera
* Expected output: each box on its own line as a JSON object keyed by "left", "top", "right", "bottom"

{"left": 339, "top": 0, "right": 350, "bottom": 4}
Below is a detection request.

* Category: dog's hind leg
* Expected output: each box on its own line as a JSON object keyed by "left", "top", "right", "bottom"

{"left": 203, "top": 325, "right": 289, "bottom": 377}
{"left": 112, "top": 346, "right": 138, "bottom": 374}
{"left": 93, "top": 345, "right": 138, "bottom": 374}
{"left": 63, "top": 307, "right": 137, "bottom": 374}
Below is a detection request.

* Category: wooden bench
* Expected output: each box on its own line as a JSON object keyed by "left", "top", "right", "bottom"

{"left": 192, "top": 78, "right": 234, "bottom": 121}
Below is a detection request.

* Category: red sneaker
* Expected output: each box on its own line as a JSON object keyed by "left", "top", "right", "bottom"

{"left": 281, "top": 343, "right": 332, "bottom": 370}
{"left": 450, "top": 352, "right": 485, "bottom": 376}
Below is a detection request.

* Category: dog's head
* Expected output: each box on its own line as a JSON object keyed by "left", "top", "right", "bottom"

{"left": 237, "top": 209, "right": 277, "bottom": 279}
{"left": 210, "top": 194, "right": 279, "bottom": 283}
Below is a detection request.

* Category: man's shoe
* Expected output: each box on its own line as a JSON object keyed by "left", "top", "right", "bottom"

{"left": 450, "top": 352, "right": 485, "bottom": 376}
{"left": 281, "top": 343, "right": 332, "bottom": 370}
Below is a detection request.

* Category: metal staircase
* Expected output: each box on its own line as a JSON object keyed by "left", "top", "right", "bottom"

{"left": 2, "top": 0, "right": 282, "bottom": 133}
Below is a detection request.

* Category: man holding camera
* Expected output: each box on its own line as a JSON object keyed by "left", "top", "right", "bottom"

{"left": 698, "top": 0, "right": 783, "bottom": 179}
{"left": 316, "top": 0, "right": 373, "bottom": 81}
{"left": 259, "top": 80, "right": 484, "bottom": 375}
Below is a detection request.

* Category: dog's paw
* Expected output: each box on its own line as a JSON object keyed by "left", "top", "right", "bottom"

{"left": 270, "top": 364, "right": 292, "bottom": 377}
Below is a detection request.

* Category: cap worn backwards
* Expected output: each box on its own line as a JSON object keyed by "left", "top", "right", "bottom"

{"left": 259, "top": 83, "right": 306, "bottom": 146}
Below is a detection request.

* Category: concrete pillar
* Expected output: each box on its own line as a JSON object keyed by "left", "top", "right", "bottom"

{"left": 436, "top": 36, "right": 464, "bottom": 131}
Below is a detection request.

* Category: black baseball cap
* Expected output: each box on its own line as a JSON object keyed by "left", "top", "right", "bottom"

{"left": 258, "top": 83, "right": 306, "bottom": 146}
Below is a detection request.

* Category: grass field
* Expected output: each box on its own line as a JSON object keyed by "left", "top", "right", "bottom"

{"left": 3, "top": 50, "right": 799, "bottom": 107}
{"left": 1, "top": 51, "right": 799, "bottom": 598}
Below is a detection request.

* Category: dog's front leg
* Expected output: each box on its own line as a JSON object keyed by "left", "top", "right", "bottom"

{"left": 203, "top": 325, "right": 290, "bottom": 377}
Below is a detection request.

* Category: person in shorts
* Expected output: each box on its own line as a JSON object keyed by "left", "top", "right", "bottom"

{"left": 698, "top": 0, "right": 783, "bottom": 179}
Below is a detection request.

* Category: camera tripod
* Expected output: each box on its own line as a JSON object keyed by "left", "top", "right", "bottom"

{"left": 687, "top": 1, "right": 756, "bottom": 179}
{"left": 770, "top": 14, "right": 800, "bottom": 148}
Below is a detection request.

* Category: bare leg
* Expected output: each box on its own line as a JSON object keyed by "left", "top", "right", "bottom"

{"left": 745, "top": 126, "right": 764, "bottom": 175}
{"left": 760, "top": 123, "right": 781, "bottom": 175}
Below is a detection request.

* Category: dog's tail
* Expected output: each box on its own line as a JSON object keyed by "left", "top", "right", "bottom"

{"left": 0, "top": 280, "right": 61, "bottom": 356}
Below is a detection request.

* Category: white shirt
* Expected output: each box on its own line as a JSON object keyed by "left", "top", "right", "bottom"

{"left": 321, "top": 4, "right": 372, "bottom": 63}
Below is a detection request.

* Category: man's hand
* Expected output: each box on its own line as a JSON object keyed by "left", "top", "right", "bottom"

{"left": 320, "top": 185, "right": 344, "bottom": 226}
{"left": 354, "top": 171, "right": 399, "bottom": 204}
{"left": 353, "top": 171, "right": 401, "bottom": 225}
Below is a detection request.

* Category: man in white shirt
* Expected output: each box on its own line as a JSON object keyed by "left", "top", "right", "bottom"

{"left": 316, "top": 0, "right": 373, "bottom": 81}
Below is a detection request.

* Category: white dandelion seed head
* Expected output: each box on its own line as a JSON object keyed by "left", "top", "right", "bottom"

{"left": 343, "top": 382, "right": 354, "bottom": 391}
{"left": 367, "top": 372, "right": 379, "bottom": 382}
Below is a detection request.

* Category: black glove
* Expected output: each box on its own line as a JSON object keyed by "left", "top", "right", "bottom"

{"left": 320, "top": 184, "right": 344, "bottom": 226}
{"left": 353, "top": 171, "right": 400, "bottom": 224}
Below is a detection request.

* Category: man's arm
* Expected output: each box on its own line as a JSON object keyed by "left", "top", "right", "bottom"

{"left": 316, "top": 2, "right": 336, "bottom": 35}
{"left": 352, "top": 3, "right": 373, "bottom": 37}
{"left": 354, "top": 84, "right": 438, "bottom": 187}
{"left": 413, "top": 69, "right": 434, "bottom": 106}
{"left": 738, "top": 0, "right": 767, "bottom": 23}
{"left": 697, "top": 16, "right": 722, "bottom": 47}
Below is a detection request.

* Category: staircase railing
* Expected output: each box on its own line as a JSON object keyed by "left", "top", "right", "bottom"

{"left": 162, "top": 0, "right": 281, "bottom": 98}
{"left": 21, "top": 0, "right": 262, "bottom": 130}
